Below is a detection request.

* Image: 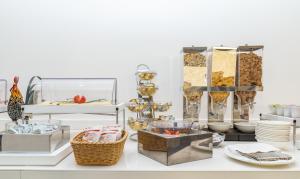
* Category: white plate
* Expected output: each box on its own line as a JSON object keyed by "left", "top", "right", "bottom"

{"left": 256, "top": 129, "right": 290, "bottom": 134}
{"left": 256, "top": 136, "right": 290, "bottom": 142}
{"left": 255, "top": 131, "right": 290, "bottom": 137}
{"left": 224, "top": 144, "right": 294, "bottom": 166}
{"left": 256, "top": 127, "right": 290, "bottom": 132}
{"left": 256, "top": 125, "right": 291, "bottom": 130}
{"left": 257, "top": 121, "right": 291, "bottom": 126}
{"left": 256, "top": 128, "right": 290, "bottom": 134}
{"left": 256, "top": 127, "right": 291, "bottom": 131}
{"left": 256, "top": 134, "right": 290, "bottom": 139}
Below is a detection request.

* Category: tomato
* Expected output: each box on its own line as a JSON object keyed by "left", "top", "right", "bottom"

{"left": 73, "top": 95, "right": 81, "bottom": 103}
{"left": 79, "top": 96, "right": 86, "bottom": 103}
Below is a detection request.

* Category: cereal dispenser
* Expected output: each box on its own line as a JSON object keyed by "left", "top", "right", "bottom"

{"left": 182, "top": 47, "right": 208, "bottom": 122}
{"left": 208, "top": 47, "right": 237, "bottom": 122}
{"left": 233, "top": 45, "right": 263, "bottom": 122}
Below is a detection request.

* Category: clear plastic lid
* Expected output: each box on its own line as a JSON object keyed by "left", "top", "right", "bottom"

{"left": 25, "top": 77, "right": 117, "bottom": 105}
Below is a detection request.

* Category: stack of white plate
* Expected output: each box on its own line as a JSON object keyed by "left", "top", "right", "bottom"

{"left": 256, "top": 121, "right": 291, "bottom": 142}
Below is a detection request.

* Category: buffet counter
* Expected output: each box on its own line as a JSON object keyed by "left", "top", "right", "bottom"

{"left": 0, "top": 139, "right": 300, "bottom": 179}
{"left": 0, "top": 114, "right": 300, "bottom": 179}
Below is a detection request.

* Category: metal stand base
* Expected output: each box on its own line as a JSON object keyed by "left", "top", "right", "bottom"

{"left": 129, "top": 133, "right": 138, "bottom": 141}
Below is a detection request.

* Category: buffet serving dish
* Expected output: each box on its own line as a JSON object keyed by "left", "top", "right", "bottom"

{"left": 22, "top": 77, "right": 125, "bottom": 127}
{"left": 136, "top": 69, "right": 157, "bottom": 81}
{"left": 234, "top": 121, "right": 256, "bottom": 133}
{"left": 208, "top": 122, "right": 232, "bottom": 133}
{"left": 138, "top": 129, "right": 212, "bottom": 166}
{"left": 137, "top": 83, "right": 157, "bottom": 97}
{"left": 138, "top": 120, "right": 213, "bottom": 166}
{"left": 128, "top": 117, "right": 149, "bottom": 131}
{"left": 0, "top": 121, "right": 70, "bottom": 153}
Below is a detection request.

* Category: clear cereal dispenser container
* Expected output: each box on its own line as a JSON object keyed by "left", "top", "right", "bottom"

{"left": 237, "top": 45, "right": 263, "bottom": 89}
{"left": 233, "top": 45, "right": 264, "bottom": 122}
{"left": 182, "top": 47, "right": 208, "bottom": 122}
{"left": 208, "top": 47, "right": 237, "bottom": 122}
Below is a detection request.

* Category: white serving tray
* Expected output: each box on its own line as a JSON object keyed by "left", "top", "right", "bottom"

{"left": 0, "top": 105, "right": 7, "bottom": 113}
{"left": 22, "top": 103, "right": 125, "bottom": 115}
{"left": 0, "top": 143, "right": 72, "bottom": 166}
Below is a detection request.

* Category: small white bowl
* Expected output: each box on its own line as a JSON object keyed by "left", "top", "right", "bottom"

{"left": 234, "top": 121, "right": 256, "bottom": 133}
{"left": 208, "top": 122, "right": 232, "bottom": 133}
{"left": 276, "top": 105, "right": 284, "bottom": 116}
{"left": 268, "top": 105, "right": 277, "bottom": 115}
{"left": 296, "top": 141, "right": 300, "bottom": 150}
{"left": 291, "top": 106, "right": 300, "bottom": 118}
{"left": 283, "top": 105, "right": 292, "bottom": 117}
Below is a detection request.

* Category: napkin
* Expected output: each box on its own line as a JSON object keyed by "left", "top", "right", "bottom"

{"left": 229, "top": 143, "right": 292, "bottom": 161}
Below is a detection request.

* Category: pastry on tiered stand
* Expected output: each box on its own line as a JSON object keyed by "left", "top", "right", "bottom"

{"left": 127, "top": 64, "right": 172, "bottom": 140}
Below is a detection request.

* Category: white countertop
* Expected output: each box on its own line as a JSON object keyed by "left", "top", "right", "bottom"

{"left": 0, "top": 113, "right": 300, "bottom": 179}
{"left": 0, "top": 139, "right": 299, "bottom": 172}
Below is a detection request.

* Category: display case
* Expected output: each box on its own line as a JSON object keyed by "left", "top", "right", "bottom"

{"left": 0, "top": 79, "right": 7, "bottom": 113}
{"left": 182, "top": 47, "right": 207, "bottom": 121}
{"left": 22, "top": 77, "right": 125, "bottom": 127}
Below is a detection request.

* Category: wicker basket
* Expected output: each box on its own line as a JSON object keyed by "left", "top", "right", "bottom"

{"left": 71, "top": 131, "right": 128, "bottom": 166}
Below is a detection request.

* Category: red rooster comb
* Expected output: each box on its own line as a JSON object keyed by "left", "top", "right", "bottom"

{"left": 13, "top": 76, "right": 19, "bottom": 84}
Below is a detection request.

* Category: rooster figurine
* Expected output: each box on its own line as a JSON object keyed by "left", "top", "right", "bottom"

{"left": 7, "top": 76, "right": 24, "bottom": 122}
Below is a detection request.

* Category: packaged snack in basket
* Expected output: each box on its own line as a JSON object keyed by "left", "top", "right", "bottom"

{"left": 103, "top": 125, "right": 122, "bottom": 132}
{"left": 100, "top": 131, "right": 122, "bottom": 143}
{"left": 101, "top": 131, "right": 119, "bottom": 143}
{"left": 82, "top": 130, "right": 102, "bottom": 143}
{"left": 83, "top": 126, "right": 104, "bottom": 132}
{"left": 82, "top": 125, "right": 123, "bottom": 143}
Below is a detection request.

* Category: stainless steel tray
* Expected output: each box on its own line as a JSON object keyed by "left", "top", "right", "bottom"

{"left": 0, "top": 125, "right": 70, "bottom": 153}
{"left": 138, "top": 130, "right": 213, "bottom": 165}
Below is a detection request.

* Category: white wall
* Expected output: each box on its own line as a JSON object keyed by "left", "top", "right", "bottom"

{"left": 0, "top": 0, "right": 300, "bottom": 119}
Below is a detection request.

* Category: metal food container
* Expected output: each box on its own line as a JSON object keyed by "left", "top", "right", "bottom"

{"left": 138, "top": 129, "right": 213, "bottom": 166}
{"left": 0, "top": 125, "right": 70, "bottom": 153}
